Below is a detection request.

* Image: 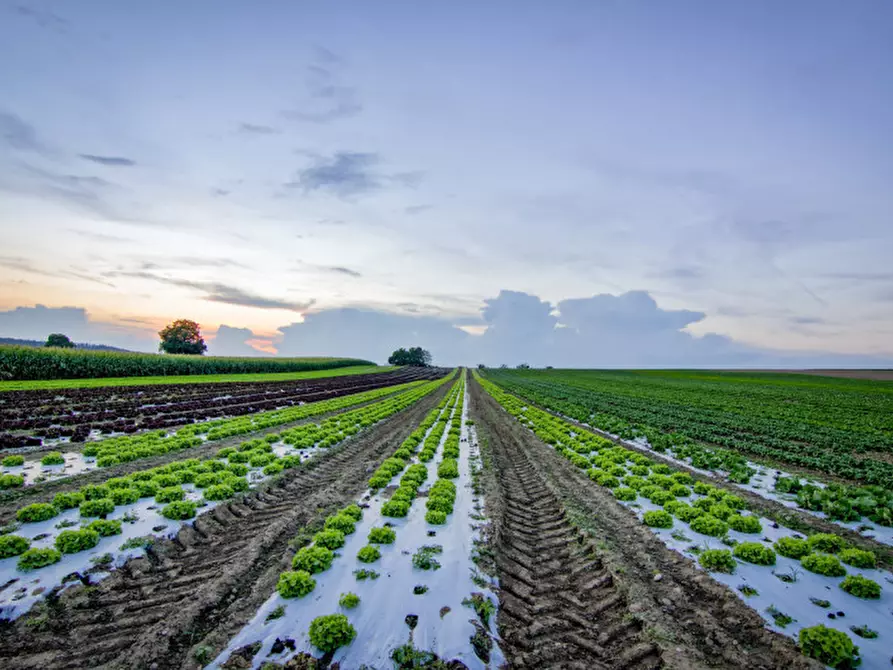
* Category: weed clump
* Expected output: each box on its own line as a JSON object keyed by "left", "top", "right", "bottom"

{"left": 308, "top": 614, "right": 356, "bottom": 653}
{"left": 277, "top": 570, "right": 316, "bottom": 598}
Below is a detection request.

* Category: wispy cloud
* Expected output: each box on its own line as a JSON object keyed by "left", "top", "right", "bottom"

{"left": 282, "top": 46, "right": 362, "bottom": 124}
{"left": 285, "top": 151, "right": 421, "bottom": 199}
{"left": 79, "top": 154, "right": 136, "bottom": 167}
{"left": 405, "top": 204, "right": 433, "bottom": 215}
{"left": 237, "top": 123, "right": 280, "bottom": 135}
{"left": 0, "top": 255, "right": 115, "bottom": 287}
{"left": 0, "top": 111, "right": 45, "bottom": 153}
{"left": 106, "top": 271, "right": 313, "bottom": 311}
{"left": 11, "top": 4, "right": 68, "bottom": 33}
{"left": 329, "top": 266, "right": 362, "bottom": 278}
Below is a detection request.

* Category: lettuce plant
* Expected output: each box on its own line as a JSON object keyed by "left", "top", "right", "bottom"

{"left": 203, "top": 484, "right": 235, "bottom": 501}
{"left": 807, "top": 533, "right": 846, "bottom": 554}
{"left": 339, "top": 592, "right": 360, "bottom": 609}
{"left": 368, "top": 526, "right": 396, "bottom": 544}
{"left": 357, "top": 545, "right": 381, "bottom": 563}
{"left": 382, "top": 500, "right": 410, "bottom": 518}
{"left": 774, "top": 536, "right": 810, "bottom": 559}
{"left": 643, "top": 510, "right": 673, "bottom": 528}
{"left": 277, "top": 570, "right": 316, "bottom": 598}
{"left": 839, "top": 574, "right": 881, "bottom": 599}
{"left": 2, "top": 454, "right": 25, "bottom": 466}
{"left": 56, "top": 528, "right": 101, "bottom": 554}
{"left": 17, "top": 503, "right": 58, "bottom": 523}
{"left": 293, "top": 545, "right": 334, "bottom": 574}
{"left": 18, "top": 547, "right": 62, "bottom": 570}
{"left": 79, "top": 498, "right": 115, "bottom": 518}
{"left": 313, "top": 529, "right": 346, "bottom": 550}
{"left": 110, "top": 488, "right": 141, "bottom": 505}
{"left": 155, "top": 486, "right": 185, "bottom": 503}
{"left": 801, "top": 553, "right": 846, "bottom": 577}
{"left": 308, "top": 614, "right": 356, "bottom": 653}
{"left": 86, "top": 519, "right": 123, "bottom": 536}
{"left": 161, "top": 500, "right": 197, "bottom": 520}
{"left": 728, "top": 514, "right": 762, "bottom": 534}
{"left": 340, "top": 504, "right": 363, "bottom": 521}
{"left": 324, "top": 514, "right": 356, "bottom": 534}
{"left": 798, "top": 625, "right": 859, "bottom": 668}
{"left": 0, "top": 534, "right": 30, "bottom": 558}
{"left": 732, "top": 542, "right": 775, "bottom": 566}
{"left": 839, "top": 548, "right": 876, "bottom": 569}
{"left": 41, "top": 452, "right": 65, "bottom": 466}
{"left": 690, "top": 515, "right": 728, "bottom": 537}
{"left": 698, "top": 549, "right": 736, "bottom": 573}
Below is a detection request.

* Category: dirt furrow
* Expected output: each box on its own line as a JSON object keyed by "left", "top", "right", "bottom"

{"left": 0, "top": 382, "right": 449, "bottom": 670}
{"left": 474, "top": 384, "right": 663, "bottom": 670}
{"left": 469, "top": 377, "right": 819, "bottom": 670}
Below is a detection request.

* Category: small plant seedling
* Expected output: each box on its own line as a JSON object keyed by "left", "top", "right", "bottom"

{"left": 766, "top": 605, "right": 794, "bottom": 628}
{"left": 265, "top": 605, "right": 286, "bottom": 623}
{"left": 849, "top": 624, "right": 878, "bottom": 639}
{"left": 413, "top": 585, "right": 429, "bottom": 595}
{"left": 339, "top": 592, "right": 360, "bottom": 609}
{"left": 353, "top": 569, "right": 380, "bottom": 580}
{"left": 412, "top": 545, "right": 443, "bottom": 571}
{"left": 462, "top": 592, "right": 496, "bottom": 628}
{"left": 737, "top": 584, "right": 758, "bottom": 597}
{"left": 809, "top": 597, "right": 831, "bottom": 608}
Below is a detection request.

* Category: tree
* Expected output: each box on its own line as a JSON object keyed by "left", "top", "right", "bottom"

{"left": 158, "top": 319, "right": 207, "bottom": 355}
{"left": 45, "top": 333, "right": 75, "bottom": 348}
{"left": 387, "top": 346, "right": 432, "bottom": 367}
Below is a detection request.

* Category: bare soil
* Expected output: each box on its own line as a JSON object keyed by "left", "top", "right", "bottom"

{"left": 0, "top": 382, "right": 450, "bottom": 670}
{"left": 469, "top": 378, "right": 819, "bottom": 670}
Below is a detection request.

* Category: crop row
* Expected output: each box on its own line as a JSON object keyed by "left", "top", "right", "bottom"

{"left": 484, "top": 369, "right": 893, "bottom": 489}
{"left": 476, "top": 372, "right": 890, "bottom": 669}
{"left": 0, "top": 379, "right": 436, "bottom": 493}
{"left": 0, "top": 345, "right": 373, "bottom": 381}
{"left": 0, "top": 367, "right": 440, "bottom": 446}
{"left": 0, "top": 376, "right": 452, "bottom": 584}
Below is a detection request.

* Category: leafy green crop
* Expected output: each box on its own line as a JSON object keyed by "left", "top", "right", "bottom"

{"left": 698, "top": 549, "right": 736, "bottom": 573}
{"left": 79, "top": 498, "right": 115, "bottom": 518}
{"left": 807, "top": 533, "right": 846, "bottom": 554}
{"left": 367, "top": 527, "right": 396, "bottom": 544}
{"left": 801, "top": 553, "right": 846, "bottom": 577}
{"left": 339, "top": 592, "right": 360, "bottom": 609}
{"left": 17, "top": 503, "right": 58, "bottom": 523}
{"left": 324, "top": 514, "right": 357, "bottom": 534}
{"left": 2, "top": 454, "right": 25, "bottom": 466}
{"left": 17, "top": 547, "right": 62, "bottom": 570}
{"left": 839, "top": 548, "right": 876, "bottom": 569}
{"left": 313, "top": 529, "right": 346, "bottom": 550}
{"left": 161, "top": 500, "right": 197, "bottom": 520}
{"left": 798, "top": 625, "right": 859, "bottom": 668}
{"left": 86, "top": 519, "right": 123, "bottom": 537}
{"left": 839, "top": 574, "right": 881, "bottom": 599}
{"left": 643, "top": 510, "right": 673, "bottom": 528}
{"left": 293, "top": 545, "right": 334, "bottom": 574}
{"left": 308, "top": 614, "right": 356, "bottom": 653}
{"left": 774, "top": 536, "right": 810, "bottom": 559}
{"left": 0, "top": 534, "right": 30, "bottom": 558}
{"left": 357, "top": 545, "right": 381, "bottom": 563}
{"left": 689, "top": 515, "right": 728, "bottom": 537}
{"left": 727, "top": 514, "right": 762, "bottom": 534}
{"left": 732, "top": 542, "right": 775, "bottom": 566}
{"left": 277, "top": 570, "right": 316, "bottom": 598}
{"left": 55, "top": 529, "right": 100, "bottom": 554}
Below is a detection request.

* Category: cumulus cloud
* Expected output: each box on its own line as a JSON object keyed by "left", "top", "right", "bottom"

{"left": 4, "top": 291, "right": 892, "bottom": 367}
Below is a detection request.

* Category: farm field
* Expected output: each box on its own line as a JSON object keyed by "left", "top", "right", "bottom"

{"left": 0, "top": 366, "right": 889, "bottom": 669}
{"left": 0, "top": 364, "right": 390, "bottom": 393}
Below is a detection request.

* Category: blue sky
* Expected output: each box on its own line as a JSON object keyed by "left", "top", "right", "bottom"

{"left": 1, "top": 1, "right": 892, "bottom": 365}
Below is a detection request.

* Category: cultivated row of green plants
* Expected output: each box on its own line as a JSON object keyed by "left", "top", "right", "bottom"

{"left": 476, "top": 372, "right": 884, "bottom": 669}
{"left": 269, "top": 376, "right": 463, "bottom": 656}
{"left": 3, "top": 380, "right": 430, "bottom": 480}
{"left": 0, "top": 345, "right": 374, "bottom": 381}
{"left": 1, "top": 377, "right": 452, "bottom": 574}
{"left": 484, "top": 368, "right": 893, "bottom": 488}
{"left": 426, "top": 376, "right": 465, "bottom": 525}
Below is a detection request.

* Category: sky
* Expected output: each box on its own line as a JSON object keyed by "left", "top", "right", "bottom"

{"left": 1, "top": 1, "right": 892, "bottom": 366}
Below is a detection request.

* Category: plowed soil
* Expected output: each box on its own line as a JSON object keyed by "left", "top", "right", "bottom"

{"left": 469, "top": 379, "right": 818, "bottom": 670}
{"left": 0, "top": 382, "right": 450, "bottom": 670}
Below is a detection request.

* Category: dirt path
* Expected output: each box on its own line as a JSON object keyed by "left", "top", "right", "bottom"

{"left": 469, "top": 378, "right": 818, "bottom": 670}
{"left": 0, "top": 383, "right": 449, "bottom": 670}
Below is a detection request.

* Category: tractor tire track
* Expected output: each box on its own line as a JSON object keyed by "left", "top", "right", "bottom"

{"left": 0, "top": 383, "right": 449, "bottom": 670}
{"left": 478, "top": 386, "right": 663, "bottom": 669}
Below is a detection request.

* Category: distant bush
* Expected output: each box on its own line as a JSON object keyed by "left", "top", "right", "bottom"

{"left": 293, "top": 546, "right": 334, "bottom": 574}
{"left": 161, "top": 500, "right": 197, "bottom": 520}
{"left": 798, "top": 625, "right": 860, "bottom": 668}
{"left": 802, "top": 553, "right": 846, "bottom": 577}
{"left": 17, "top": 547, "right": 62, "bottom": 571}
{"left": 56, "top": 529, "right": 101, "bottom": 554}
{"left": 308, "top": 614, "right": 356, "bottom": 653}
{"left": 368, "top": 527, "right": 396, "bottom": 544}
{"left": 17, "top": 503, "right": 58, "bottom": 523}
{"left": 79, "top": 498, "right": 115, "bottom": 518}
{"left": 0, "top": 534, "right": 30, "bottom": 558}
{"left": 277, "top": 570, "right": 316, "bottom": 598}
{"left": 839, "top": 574, "right": 881, "bottom": 599}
